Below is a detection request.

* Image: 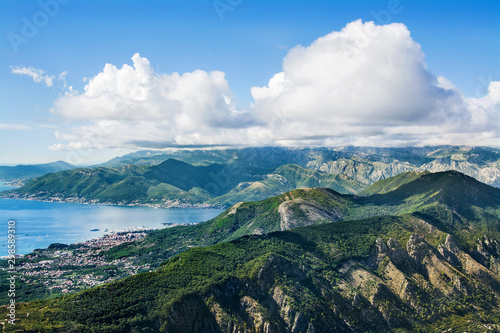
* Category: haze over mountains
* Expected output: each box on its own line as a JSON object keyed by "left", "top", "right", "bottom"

{"left": 80, "top": 145, "right": 500, "bottom": 189}
{"left": 3, "top": 170, "right": 500, "bottom": 332}
{"left": 1, "top": 146, "right": 499, "bottom": 207}
{"left": 0, "top": 161, "right": 75, "bottom": 183}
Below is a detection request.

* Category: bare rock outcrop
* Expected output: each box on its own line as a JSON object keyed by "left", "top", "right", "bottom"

{"left": 278, "top": 198, "right": 342, "bottom": 231}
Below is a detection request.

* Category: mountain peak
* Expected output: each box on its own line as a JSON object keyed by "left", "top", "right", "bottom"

{"left": 359, "top": 170, "right": 430, "bottom": 196}
{"left": 373, "top": 169, "right": 500, "bottom": 209}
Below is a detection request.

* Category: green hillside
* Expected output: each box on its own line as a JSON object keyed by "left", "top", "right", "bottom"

{"left": 352, "top": 171, "right": 500, "bottom": 247}
{"left": 0, "top": 160, "right": 247, "bottom": 205}
{"left": 12, "top": 164, "right": 152, "bottom": 202}
{"left": 377, "top": 170, "right": 500, "bottom": 207}
{"left": 4, "top": 206, "right": 500, "bottom": 331}
{"left": 104, "top": 187, "right": 351, "bottom": 262}
{"left": 0, "top": 160, "right": 366, "bottom": 206}
{"left": 210, "top": 164, "right": 365, "bottom": 206}
{"left": 104, "top": 171, "right": 500, "bottom": 267}
{"left": 359, "top": 170, "right": 430, "bottom": 196}
{"left": 144, "top": 159, "right": 248, "bottom": 195}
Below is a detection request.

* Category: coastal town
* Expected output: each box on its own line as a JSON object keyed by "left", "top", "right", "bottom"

{"left": 0, "top": 218, "right": 205, "bottom": 303}
{"left": 1, "top": 230, "right": 155, "bottom": 298}
{"left": 0, "top": 191, "right": 226, "bottom": 209}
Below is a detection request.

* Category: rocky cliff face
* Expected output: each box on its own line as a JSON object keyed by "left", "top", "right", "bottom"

{"left": 161, "top": 229, "right": 500, "bottom": 332}
{"left": 307, "top": 158, "right": 414, "bottom": 185}
{"left": 306, "top": 157, "right": 500, "bottom": 188}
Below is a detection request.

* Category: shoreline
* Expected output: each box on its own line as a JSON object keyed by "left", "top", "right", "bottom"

{"left": 0, "top": 193, "right": 228, "bottom": 210}
{"left": 0, "top": 227, "right": 153, "bottom": 259}
{"left": 0, "top": 194, "right": 225, "bottom": 258}
{"left": 0, "top": 220, "right": 203, "bottom": 259}
{"left": 0, "top": 230, "right": 159, "bottom": 296}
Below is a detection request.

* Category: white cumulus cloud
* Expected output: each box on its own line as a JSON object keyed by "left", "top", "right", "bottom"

{"left": 51, "top": 53, "right": 257, "bottom": 150}
{"left": 49, "top": 21, "right": 499, "bottom": 150}
{"left": 249, "top": 20, "right": 498, "bottom": 146}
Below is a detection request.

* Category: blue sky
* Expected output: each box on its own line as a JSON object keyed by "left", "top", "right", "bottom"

{"left": 1, "top": 0, "right": 499, "bottom": 165}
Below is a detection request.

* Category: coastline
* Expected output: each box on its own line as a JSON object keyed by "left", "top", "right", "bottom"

{"left": 0, "top": 229, "right": 158, "bottom": 297}
{"left": 0, "top": 222, "right": 201, "bottom": 260}
{"left": 0, "top": 219, "right": 204, "bottom": 300}
{"left": 0, "top": 196, "right": 224, "bottom": 258}
{"left": 0, "top": 192, "right": 228, "bottom": 210}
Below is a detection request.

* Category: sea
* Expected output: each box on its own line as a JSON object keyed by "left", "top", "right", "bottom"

{"left": 0, "top": 183, "right": 224, "bottom": 256}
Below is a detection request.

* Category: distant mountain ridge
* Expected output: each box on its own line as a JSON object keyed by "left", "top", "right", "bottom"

{"left": 98, "top": 146, "right": 500, "bottom": 188}
{"left": 0, "top": 160, "right": 364, "bottom": 206}
{"left": 144, "top": 158, "right": 242, "bottom": 195}
{"left": 0, "top": 160, "right": 75, "bottom": 183}
{"left": 209, "top": 164, "right": 365, "bottom": 206}
{"left": 2, "top": 146, "right": 500, "bottom": 208}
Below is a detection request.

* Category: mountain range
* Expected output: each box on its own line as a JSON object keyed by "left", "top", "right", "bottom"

{"left": 97, "top": 146, "right": 500, "bottom": 188}
{"left": 1, "top": 146, "right": 499, "bottom": 207}
{"left": 3, "top": 170, "right": 500, "bottom": 332}
{"left": 0, "top": 160, "right": 365, "bottom": 207}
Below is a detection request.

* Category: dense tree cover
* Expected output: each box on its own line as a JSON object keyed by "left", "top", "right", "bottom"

{"left": 2, "top": 161, "right": 366, "bottom": 206}
{"left": 358, "top": 170, "right": 431, "bottom": 196}
{"left": 1, "top": 170, "right": 500, "bottom": 332}
{"left": 2, "top": 213, "right": 500, "bottom": 332}
{"left": 105, "top": 171, "right": 500, "bottom": 264}
{"left": 104, "top": 188, "right": 350, "bottom": 262}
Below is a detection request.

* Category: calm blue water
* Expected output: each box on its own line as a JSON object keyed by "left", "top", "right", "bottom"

{"left": 0, "top": 183, "right": 224, "bottom": 256}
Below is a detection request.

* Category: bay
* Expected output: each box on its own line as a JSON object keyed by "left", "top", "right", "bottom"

{"left": 0, "top": 183, "right": 224, "bottom": 256}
